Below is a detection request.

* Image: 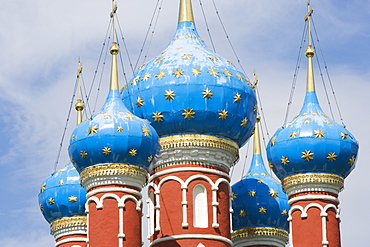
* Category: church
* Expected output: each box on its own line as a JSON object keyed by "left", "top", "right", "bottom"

{"left": 38, "top": 1, "right": 359, "bottom": 246}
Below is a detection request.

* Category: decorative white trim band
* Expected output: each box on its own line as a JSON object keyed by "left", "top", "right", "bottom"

{"left": 54, "top": 230, "right": 87, "bottom": 242}
{"left": 288, "top": 194, "right": 339, "bottom": 206}
{"left": 149, "top": 234, "right": 232, "bottom": 246}
{"left": 85, "top": 194, "right": 142, "bottom": 212}
{"left": 55, "top": 237, "right": 87, "bottom": 247}
{"left": 86, "top": 186, "right": 142, "bottom": 199}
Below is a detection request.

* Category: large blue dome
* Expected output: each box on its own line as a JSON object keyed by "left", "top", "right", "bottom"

{"left": 122, "top": 20, "right": 256, "bottom": 146}
{"left": 266, "top": 91, "right": 358, "bottom": 179}
{"left": 68, "top": 90, "right": 160, "bottom": 173}
{"left": 38, "top": 162, "right": 87, "bottom": 223}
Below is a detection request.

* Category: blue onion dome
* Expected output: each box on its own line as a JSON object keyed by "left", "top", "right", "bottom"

{"left": 38, "top": 162, "right": 87, "bottom": 223}
{"left": 68, "top": 41, "right": 160, "bottom": 173}
{"left": 232, "top": 118, "right": 289, "bottom": 234}
{"left": 122, "top": 0, "right": 256, "bottom": 147}
{"left": 266, "top": 45, "right": 358, "bottom": 180}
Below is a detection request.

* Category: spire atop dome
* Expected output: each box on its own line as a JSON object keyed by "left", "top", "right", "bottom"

{"left": 109, "top": 0, "right": 119, "bottom": 91}
{"left": 253, "top": 116, "right": 261, "bottom": 155}
{"left": 304, "top": 1, "right": 315, "bottom": 93}
{"left": 178, "top": 0, "right": 194, "bottom": 23}
{"left": 75, "top": 59, "right": 84, "bottom": 125}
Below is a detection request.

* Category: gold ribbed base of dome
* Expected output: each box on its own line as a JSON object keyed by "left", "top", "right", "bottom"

{"left": 232, "top": 227, "right": 288, "bottom": 240}
{"left": 50, "top": 216, "right": 86, "bottom": 233}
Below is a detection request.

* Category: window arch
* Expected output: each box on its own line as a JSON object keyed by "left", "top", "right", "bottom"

{"left": 193, "top": 183, "right": 208, "bottom": 228}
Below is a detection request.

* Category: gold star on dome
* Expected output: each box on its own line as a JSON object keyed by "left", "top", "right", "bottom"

{"left": 218, "top": 110, "right": 228, "bottom": 120}
{"left": 155, "top": 57, "right": 164, "bottom": 63}
{"left": 182, "top": 54, "right": 193, "bottom": 59}
{"left": 202, "top": 89, "right": 213, "bottom": 99}
{"left": 324, "top": 120, "right": 332, "bottom": 124}
{"left": 208, "top": 68, "right": 219, "bottom": 76}
{"left": 71, "top": 135, "right": 75, "bottom": 141}
{"left": 184, "top": 35, "right": 190, "bottom": 38}
{"left": 322, "top": 113, "right": 329, "bottom": 117}
{"left": 286, "top": 123, "right": 292, "bottom": 127}
{"left": 240, "top": 118, "right": 248, "bottom": 128}
{"left": 126, "top": 115, "right": 134, "bottom": 120}
{"left": 48, "top": 198, "right": 55, "bottom": 205}
{"left": 234, "top": 93, "right": 242, "bottom": 103}
{"left": 294, "top": 114, "right": 299, "bottom": 118}
{"left": 269, "top": 189, "right": 278, "bottom": 198}
{"left": 304, "top": 119, "right": 312, "bottom": 124}
{"left": 68, "top": 196, "right": 78, "bottom": 203}
{"left": 182, "top": 108, "right": 195, "bottom": 120}
{"left": 156, "top": 71, "right": 166, "bottom": 79}
{"left": 253, "top": 173, "right": 259, "bottom": 176}
{"left": 312, "top": 112, "right": 318, "bottom": 115}
{"left": 231, "top": 192, "right": 237, "bottom": 200}
{"left": 327, "top": 152, "right": 337, "bottom": 161}
{"left": 129, "top": 149, "right": 137, "bottom": 157}
{"left": 147, "top": 155, "right": 153, "bottom": 162}
{"left": 302, "top": 113, "right": 308, "bottom": 116}
{"left": 58, "top": 180, "right": 64, "bottom": 185}
{"left": 71, "top": 167, "right": 76, "bottom": 170}
{"left": 248, "top": 190, "right": 256, "bottom": 197}
{"left": 192, "top": 35, "right": 197, "bottom": 39}
{"left": 152, "top": 111, "right": 164, "bottom": 122}
{"left": 80, "top": 150, "right": 88, "bottom": 158}
{"left": 341, "top": 133, "right": 348, "bottom": 139}
{"left": 136, "top": 97, "right": 144, "bottom": 107}
{"left": 142, "top": 74, "right": 150, "bottom": 81}
{"left": 268, "top": 161, "right": 274, "bottom": 171}
{"left": 301, "top": 150, "right": 314, "bottom": 161}
{"left": 254, "top": 104, "right": 257, "bottom": 113}
{"left": 131, "top": 76, "right": 140, "bottom": 85}
{"left": 223, "top": 70, "right": 233, "bottom": 77}
{"left": 176, "top": 47, "right": 183, "bottom": 49}
{"left": 40, "top": 204, "right": 44, "bottom": 211}
{"left": 142, "top": 127, "right": 151, "bottom": 136}
{"left": 173, "top": 69, "right": 184, "bottom": 77}
{"left": 104, "top": 115, "right": 111, "bottom": 119}
{"left": 236, "top": 73, "right": 244, "bottom": 82}
{"left": 40, "top": 183, "right": 46, "bottom": 192}
{"left": 270, "top": 136, "right": 277, "bottom": 146}
{"left": 290, "top": 132, "right": 297, "bottom": 138}
{"left": 102, "top": 147, "right": 111, "bottom": 155}
{"left": 139, "top": 63, "right": 146, "bottom": 69}
{"left": 257, "top": 179, "right": 264, "bottom": 183}
{"left": 348, "top": 155, "right": 355, "bottom": 166}
{"left": 259, "top": 207, "right": 267, "bottom": 214}
{"left": 117, "top": 126, "right": 124, "bottom": 132}
{"left": 281, "top": 156, "right": 289, "bottom": 165}
{"left": 164, "top": 90, "right": 176, "bottom": 100}
{"left": 177, "top": 36, "right": 182, "bottom": 39}
{"left": 208, "top": 56, "right": 218, "bottom": 61}
{"left": 239, "top": 209, "right": 246, "bottom": 217}
{"left": 281, "top": 210, "right": 287, "bottom": 216}
{"left": 314, "top": 130, "right": 325, "bottom": 138}
{"left": 57, "top": 169, "right": 63, "bottom": 173}
{"left": 228, "top": 60, "right": 235, "bottom": 66}
{"left": 114, "top": 110, "right": 121, "bottom": 113}
{"left": 192, "top": 68, "right": 202, "bottom": 76}
{"left": 87, "top": 126, "right": 98, "bottom": 135}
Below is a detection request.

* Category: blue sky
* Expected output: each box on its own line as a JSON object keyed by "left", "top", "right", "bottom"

{"left": 0, "top": 1, "right": 369, "bottom": 246}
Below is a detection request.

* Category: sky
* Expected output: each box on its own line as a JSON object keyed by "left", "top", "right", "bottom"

{"left": 0, "top": 0, "right": 369, "bottom": 246}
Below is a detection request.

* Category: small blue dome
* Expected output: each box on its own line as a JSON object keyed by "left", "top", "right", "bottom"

{"left": 38, "top": 162, "right": 87, "bottom": 223}
{"left": 122, "top": 21, "right": 256, "bottom": 146}
{"left": 68, "top": 90, "right": 160, "bottom": 173}
{"left": 232, "top": 154, "right": 289, "bottom": 232}
{"left": 266, "top": 92, "right": 358, "bottom": 179}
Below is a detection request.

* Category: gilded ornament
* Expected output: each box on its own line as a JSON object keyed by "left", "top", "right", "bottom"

{"left": 152, "top": 111, "right": 164, "bottom": 122}
{"left": 259, "top": 207, "right": 267, "bottom": 214}
{"left": 173, "top": 69, "right": 184, "bottom": 77}
{"left": 236, "top": 73, "right": 244, "bottom": 82}
{"left": 126, "top": 115, "right": 134, "bottom": 120}
{"left": 142, "top": 74, "right": 150, "bottom": 81}
{"left": 57, "top": 169, "right": 63, "bottom": 173}
{"left": 182, "top": 54, "right": 193, "bottom": 59}
{"left": 184, "top": 35, "right": 189, "bottom": 38}
{"left": 348, "top": 155, "right": 355, "bottom": 166}
{"left": 253, "top": 173, "right": 259, "bottom": 176}
{"left": 208, "top": 68, "right": 219, "bottom": 76}
{"left": 202, "top": 89, "right": 213, "bottom": 99}
{"left": 281, "top": 156, "right": 289, "bottom": 165}
{"left": 302, "top": 113, "right": 308, "bottom": 116}
{"left": 223, "top": 70, "right": 232, "bottom": 77}
{"left": 71, "top": 135, "right": 75, "bottom": 141}
{"left": 104, "top": 115, "right": 111, "bottom": 119}
{"left": 50, "top": 216, "right": 87, "bottom": 233}
{"left": 155, "top": 71, "right": 166, "bottom": 79}
{"left": 155, "top": 57, "right": 164, "bottom": 63}
{"left": 182, "top": 108, "right": 195, "bottom": 120}
{"left": 261, "top": 173, "right": 266, "bottom": 176}
{"left": 87, "top": 126, "right": 98, "bottom": 135}
{"left": 257, "top": 179, "right": 264, "bottom": 183}
{"left": 254, "top": 104, "right": 257, "bottom": 113}
{"left": 117, "top": 126, "right": 124, "bottom": 132}
{"left": 138, "top": 63, "right": 146, "bottom": 69}
{"left": 208, "top": 56, "right": 218, "bottom": 61}
{"left": 248, "top": 190, "right": 256, "bottom": 197}
{"left": 131, "top": 76, "right": 140, "bottom": 85}
{"left": 194, "top": 46, "right": 199, "bottom": 49}
{"left": 313, "top": 130, "right": 325, "bottom": 138}
{"left": 80, "top": 150, "right": 88, "bottom": 158}
{"left": 68, "top": 196, "right": 78, "bottom": 203}
{"left": 147, "top": 155, "right": 153, "bottom": 162}
{"left": 40, "top": 204, "right": 44, "bottom": 211}
{"left": 135, "top": 97, "right": 144, "bottom": 108}
{"left": 228, "top": 60, "right": 235, "bottom": 66}
{"left": 270, "top": 136, "right": 277, "bottom": 146}
{"left": 341, "top": 133, "right": 348, "bottom": 139}
{"left": 71, "top": 167, "right": 76, "bottom": 170}
{"left": 177, "top": 36, "right": 182, "bottom": 39}
{"left": 164, "top": 90, "right": 176, "bottom": 100}
{"left": 218, "top": 110, "right": 228, "bottom": 120}
{"left": 48, "top": 198, "right": 55, "bottom": 205}
{"left": 268, "top": 161, "right": 274, "bottom": 171}
{"left": 142, "top": 127, "right": 151, "bottom": 136}
{"left": 239, "top": 209, "right": 246, "bottom": 217}
{"left": 129, "top": 149, "right": 137, "bottom": 157}
{"left": 312, "top": 112, "right": 318, "bottom": 115}
{"left": 281, "top": 210, "right": 287, "bottom": 216}
{"left": 282, "top": 173, "right": 344, "bottom": 189}
{"left": 58, "top": 180, "right": 64, "bottom": 185}
{"left": 290, "top": 132, "right": 297, "bottom": 138}
{"left": 327, "top": 152, "right": 337, "bottom": 161}
{"left": 301, "top": 150, "right": 314, "bottom": 161}
{"left": 240, "top": 118, "right": 248, "bottom": 128}
{"left": 286, "top": 123, "right": 292, "bottom": 127}
{"left": 294, "top": 114, "right": 299, "bottom": 118}
{"left": 232, "top": 227, "right": 288, "bottom": 241}
{"left": 191, "top": 68, "right": 202, "bottom": 76}
{"left": 176, "top": 47, "right": 183, "bottom": 49}
{"left": 303, "top": 119, "right": 312, "bottom": 124}
{"left": 40, "top": 183, "right": 46, "bottom": 192}
{"left": 102, "top": 147, "right": 112, "bottom": 155}
{"left": 231, "top": 192, "right": 237, "bottom": 200}
{"left": 322, "top": 113, "right": 329, "bottom": 117}
{"left": 269, "top": 189, "right": 278, "bottom": 198}
{"left": 233, "top": 93, "right": 242, "bottom": 103}
{"left": 324, "top": 120, "right": 332, "bottom": 124}
{"left": 192, "top": 35, "right": 196, "bottom": 39}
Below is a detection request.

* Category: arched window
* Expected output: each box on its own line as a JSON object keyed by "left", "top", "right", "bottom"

{"left": 193, "top": 183, "right": 208, "bottom": 228}
{"left": 148, "top": 191, "right": 155, "bottom": 236}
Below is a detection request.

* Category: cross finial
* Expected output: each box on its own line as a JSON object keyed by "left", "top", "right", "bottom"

{"left": 76, "top": 58, "right": 83, "bottom": 78}
{"left": 252, "top": 70, "right": 259, "bottom": 90}
{"left": 304, "top": 1, "right": 314, "bottom": 22}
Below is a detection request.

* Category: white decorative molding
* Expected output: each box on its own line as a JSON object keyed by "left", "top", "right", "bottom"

{"left": 53, "top": 230, "right": 87, "bottom": 242}
{"left": 82, "top": 174, "right": 146, "bottom": 191}
{"left": 284, "top": 182, "right": 342, "bottom": 197}
{"left": 149, "top": 234, "right": 232, "bottom": 246}
{"left": 86, "top": 187, "right": 142, "bottom": 199}
{"left": 85, "top": 193, "right": 142, "bottom": 212}
{"left": 288, "top": 194, "right": 339, "bottom": 206}
{"left": 55, "top": 237, "right": 87, "bottom": 247}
